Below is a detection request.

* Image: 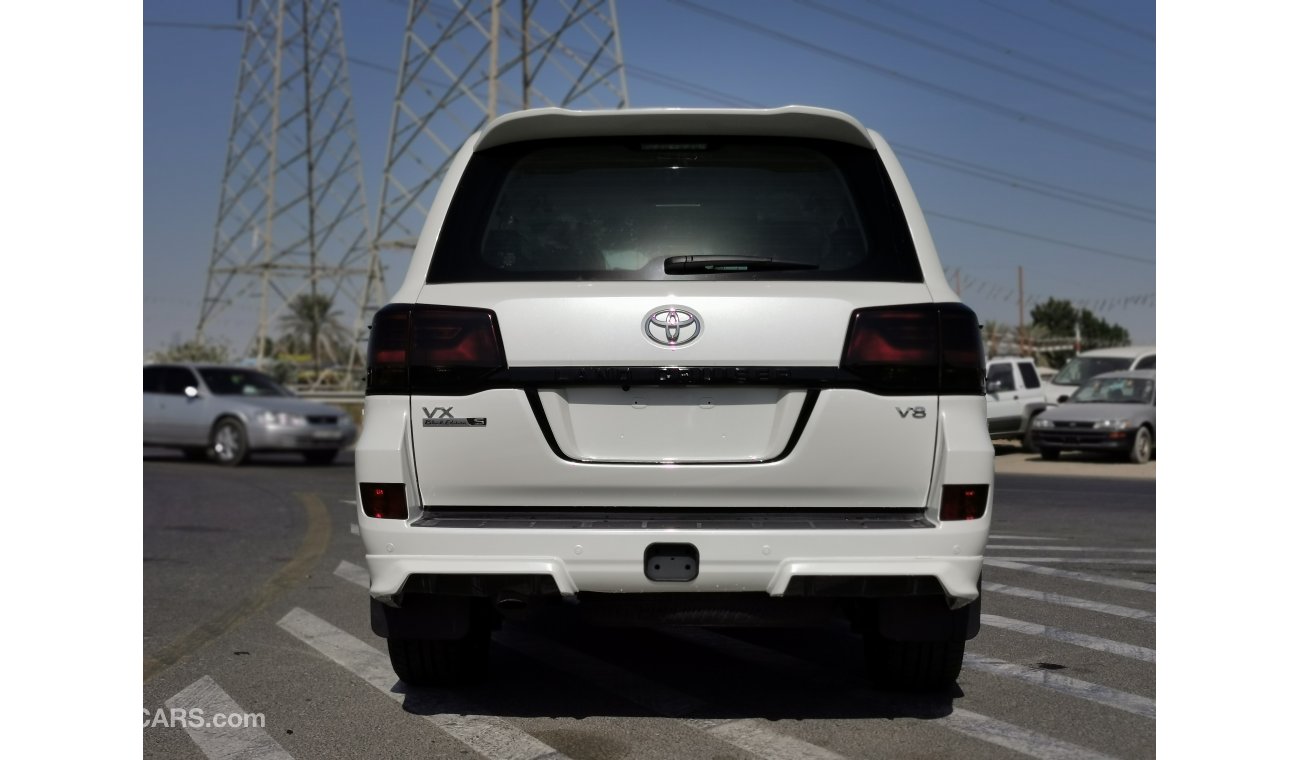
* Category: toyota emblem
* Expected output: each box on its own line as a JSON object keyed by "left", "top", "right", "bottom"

{"left": 644, "top": 306, "right": 702, "bottom": 347}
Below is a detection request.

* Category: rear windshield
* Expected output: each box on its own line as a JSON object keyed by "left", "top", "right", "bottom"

{"left": 427, "top": 137, "right": 922, "bottom": 283}
{"left": 1053, "top": 356, "right": 1134, "bottom": 386}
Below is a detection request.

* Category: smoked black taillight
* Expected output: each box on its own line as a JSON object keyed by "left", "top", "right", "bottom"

{"left": 939, "top": 305, "right": 985, "bottom": 394}
{"left": 367, "top": 306, "right": 412, "bottom": 394}
{"left": 840, "top": 303, "right": 984, "bottom": 395}
{"left": 940, "top": 484, "right": 989, "bottom": 521}
{"left": 360, "top": 483, "right": 407, "bottom": 519}
{"left": 366, "top": 304, "right": 506, "bottom": 394}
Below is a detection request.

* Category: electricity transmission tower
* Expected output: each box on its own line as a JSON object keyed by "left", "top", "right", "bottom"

{"left": 196, "top": 0, "right": 372, "bottom": 383}
{"left": 363, "top": 0, "right": 630, "bottom": 318}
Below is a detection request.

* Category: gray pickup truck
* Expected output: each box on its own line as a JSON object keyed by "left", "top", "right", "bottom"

{"left": 985, "top": 357, "right": 1048, "bottom": 452}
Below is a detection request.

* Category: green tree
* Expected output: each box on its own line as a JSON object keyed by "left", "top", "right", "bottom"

{"left": 278, "top": 293, "right": 350, "bottom": 373}
{"left": 1030, "top": 298, "right": 1132, "bottom": 368}
{"left": 149, "top": 337, "right": 231, "bottom": 364}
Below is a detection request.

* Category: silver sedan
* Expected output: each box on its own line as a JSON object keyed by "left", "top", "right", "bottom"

{"left": 143, "top": 364, "right": 358, "bottom": 466}
{"left": 1030, "top": 370, "right": 1155, "bottom": 464}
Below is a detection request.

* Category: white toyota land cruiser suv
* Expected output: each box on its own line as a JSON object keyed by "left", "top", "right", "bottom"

{"left": 356, "top": 106, "right": 993, "bottom": 692}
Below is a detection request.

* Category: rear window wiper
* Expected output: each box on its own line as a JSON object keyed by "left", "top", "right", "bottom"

{"left": 663, "top": 255, "right": 820, "bottom": 274}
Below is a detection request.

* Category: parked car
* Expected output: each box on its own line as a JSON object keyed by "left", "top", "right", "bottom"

{"left": 985, "top": 356, "right": 1048, "bottom": 452}
{"left": 143, "top": 364, "right": 357, "bottom": 466}
{"left": 355, "top": 106, "right": 992, "bottom": 692}
{"left": 1042, "top": 345, "right": 1155, "bottom": 404}
{"left": 1030, "top": 370, "right": 1155, "bottom": 463}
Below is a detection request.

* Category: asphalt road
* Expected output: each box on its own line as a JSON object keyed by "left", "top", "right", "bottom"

{"left": 143, "top": 449, "right": 1155, "bottom": 760}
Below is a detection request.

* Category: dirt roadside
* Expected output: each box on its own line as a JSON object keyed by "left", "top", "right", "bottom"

{"left": 992, "top": 443, "right": 1156, "bottom": 480}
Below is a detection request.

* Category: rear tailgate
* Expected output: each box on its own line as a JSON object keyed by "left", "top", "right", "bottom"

{"left": 408, "top": 282, "right": 939, "bottom": 509}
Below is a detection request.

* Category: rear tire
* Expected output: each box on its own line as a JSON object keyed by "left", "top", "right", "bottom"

{"left": 387, "top": 624, "right": 491, "bottom": 687}
{"left": 302, "top": 449, "right": 339, "bottom": 465}
{"left": 864, "top": 636, "right": 965, "bottom": 692}
{"left": 1039, "top": 447, "right": 1060, "bottom": 461}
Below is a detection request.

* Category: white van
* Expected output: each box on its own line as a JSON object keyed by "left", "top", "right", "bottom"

{"left": 1042, "top": 345, "right": 1155, "bottom": 405}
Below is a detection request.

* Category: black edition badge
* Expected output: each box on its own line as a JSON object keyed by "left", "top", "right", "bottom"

{"left": 422, "top": 407, "right": 487, "bottom": 427}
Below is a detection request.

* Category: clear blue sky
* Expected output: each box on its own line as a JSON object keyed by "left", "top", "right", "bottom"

{"left": 144, "top": 0, "right": 1155, "bottom": 356}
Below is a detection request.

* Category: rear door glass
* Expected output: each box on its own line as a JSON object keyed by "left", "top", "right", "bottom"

{"left": 428, "top": 137, "right": 922, "bottom": 283}
{"left": 1016, "top": 362, "right": 1041, "bottom": 388}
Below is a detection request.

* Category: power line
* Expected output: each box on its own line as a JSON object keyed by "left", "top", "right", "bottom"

{"left": 147, "top": 13, "right": 1154, "bottom": 222}
{"left": 941, "top": 266, "right": 1154, "bottom": 311}
{"left": 857, "top": 0, "right": 1150, "bottom": 110}
{"left": 148, "top": 11, "right": 1154, "bottom": 269}
{"left": 895, "top": 144, "right": 1153, "bottom": 216}
{"left": 142, "top": 23, "right": 438, "bottom": 88}
{"left": 621, "top": 58, "right": 1153, "bottom": 225}
{"left": 925, "top": 211, "right": 1155, "bottom": 266}
{"left": 347, "top": 55, "right": 407, "bottom": 78}
{"left": 143, "top": 20, "right": 244, "bottom": 32}
{"left": 627, "top": 63, "right": 765, "bottom": 107}
{"left": 667, "top": 0, "right": 1153, "bottom": 162}
{"left": 977, "top": 0, "right": 1154, "bottom": 65}
{"left": 892, "top": 145, "right": 1154, "bottom": 223}
{"left": 1048, "top": 0, "right": 1155, "bottom": 43}
{"left": 794, "top": 0, "right": 1152, "bottom": 123}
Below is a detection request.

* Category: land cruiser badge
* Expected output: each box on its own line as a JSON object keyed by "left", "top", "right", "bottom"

{"left": 422, "top": 407, "right": 487, "bottom": 427}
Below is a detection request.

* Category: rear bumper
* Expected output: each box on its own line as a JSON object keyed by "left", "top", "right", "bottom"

{"left": 361, "top": 520, "right": 986, "bottom": 605}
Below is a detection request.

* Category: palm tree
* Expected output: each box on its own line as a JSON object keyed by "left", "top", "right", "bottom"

{"left": 278, "top": 293, "right": 350, "bottom": 374}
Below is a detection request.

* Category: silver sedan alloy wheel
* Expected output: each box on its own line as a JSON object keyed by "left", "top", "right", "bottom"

{"left": 213, "top": 422, "right": 245, "bottom": 464}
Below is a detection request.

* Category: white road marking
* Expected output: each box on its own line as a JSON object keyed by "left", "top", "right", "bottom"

{"left": 988, "top": 534, "right": 1066, "bottom": 541}
{"left": 701, "top": 720, "right": 849, "bottom": 760}
{"left": 334, "top": 560, "right": 369, "bottom": 588}
{"left": 983, "top": 582, "right": 1155, "bottom": 621}
{"left": 277, "top": 608, "right": 570, "bottom": 760}
{"left": 340, "top": 499, "right": 357, "bottom": 505}
{"left": 983, "top": 559, "right": 1156, "bottom": 592}
{"left": 981, "top": 614, "right": 1156, "bottom": 663}
{"left": 986, "top": 545, "right": 1155, "bottom": 553}
{"left": 986, "top": 557, "right": 1155, "bottom": 565}
{"left": 334, "top": 566, "right": 1142, "bottom": 754}
{"left": 349, "top": 523, "right": 359, "bottom": 535}
{"left": 963, "top": 654, "right": 1156, "bottom": 719}
{"left": 662, "top": 628, "right": 1121, "bottom": 760}
{"left": 333, "top": 566, "right": 846, "bottom": 759}
{"left": 165, "top": 675, "right": 294, "bottom": 760}
{"left": 942, "top": 708, "right": 1119, "bottom": 760}
{"left": 496, "top": 629, "right": 847, "bottom": 760}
